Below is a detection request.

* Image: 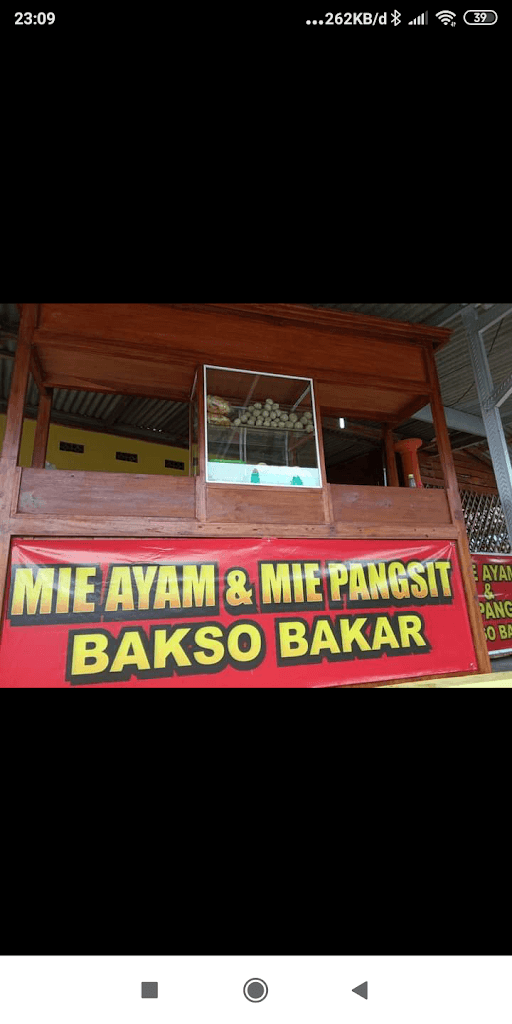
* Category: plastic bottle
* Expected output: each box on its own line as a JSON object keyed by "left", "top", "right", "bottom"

{"left": 407, "top": 473, "right": 417, "bottom": 488}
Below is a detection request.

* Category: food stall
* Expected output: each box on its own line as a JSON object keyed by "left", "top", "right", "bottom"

{"left": 0, "top": 303, "right": 491, "bottom": 686}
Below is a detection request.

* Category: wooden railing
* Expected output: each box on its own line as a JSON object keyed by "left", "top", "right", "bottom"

{"left": 15, "top": 469, "right": 453, "bottom": 532}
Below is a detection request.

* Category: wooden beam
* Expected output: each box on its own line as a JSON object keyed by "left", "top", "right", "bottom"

{"left": 196, "top": 366, "right": 206, "bottom": 521}
{"left": 42, "top": 373, "right": 187, "bottom": 404}
{"left": 6, "top": 513, "right": 460, "bottom": 540}
{"left": 161, "top": 303, "right": 453, "bottom": 348}
{"left": 390, "top": 394, "right": 432, "bottom": 427}
{"left": 40, "top": 352, "right": 432, "bottom": 399}
{"left": 0, "top": 304, "right": 36, "bottom": 463}
{"left": 424, "top": 343, "right": 491, "bottom": 675}
{"left": 0, "top": 532, "right": 11, "bottom": 645}
{"left": 312, "top": 379, "right": 333, "bottom": 527}
{"left": 0, "top": 303, "right": 37, "bottom": 638}
{"left": 0, "top": 334, "right": 47, "bottom": 397}
{"left": 383, "top": 424, "right": 400, "bottom": 486}
{"left": 31, "top": 389, "right": 53, "bottom": 468}
{"left": 30, "top": 345, "right": 50, "bottom": 397}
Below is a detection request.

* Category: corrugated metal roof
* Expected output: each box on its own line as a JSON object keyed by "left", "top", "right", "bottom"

{"left": 307, "top": 302, "right": 454, "bottom": 323}
{"left": 2, "top": 303, "right": 512, "bottom": 470}
{"left": 308, "top": 303, "right": 512, "bottom": 427}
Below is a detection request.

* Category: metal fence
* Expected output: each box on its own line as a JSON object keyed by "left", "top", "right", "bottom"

{"left": 460, "top": 490, "right": 511, "bottom": 554}
{"left": 424, "top": 484, "right": 511, "bottom": 553}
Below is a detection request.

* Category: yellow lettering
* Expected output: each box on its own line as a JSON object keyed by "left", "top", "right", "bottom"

{"left": 349, "top": 564, "right": 371, "bottom": 602}
{"left": 398, "top": 614, "right": 427, "bottom": 648}
{"left": 110, "top": 631, "right": 150, "bottom": 673}
{"left": 407, "top": 562, "right": 428, "bottom": 600}
{"left": 224, "top": 568, "right": 253, "bottom": 606}
{"left": 277, "top": 620, "right": 308, "bottom": 658}
{"left": 367, "top": 562, "right": 390, "bottom": 601}
{"left": 10, "top": 567, "right": 54, "bottom": 616}
{"left": 71, "top": 632, "right": 109, "bottom": 675}
{"left": 260, "top": 563, "right": 292, "bottom": 605}
{"left": 371, "top": 616, "right": 400, "bottom": 650}
{"left": 338, "top": 617, "right": 371, "bottom": 653}
{"left": 291, "top": 563, "right": 304, "bottom": 603}
{"left": 73, "top": 567, "right": 97, "bottom": 613}
{"left": 388, "top": 562, "right": 410, "bottom": 600}
{"left": 182, "top": 564, "right": 216, "bottom": 608}
{"left": 154, "top": 566, "right": 181, "bottom": 609}
{"left": 153, "top": 627, "right": 192, "bottom": 667}
{"left": 227, "top": 623, "right": 262, "bottom": 663}
{"left": 426, "top": 562, "right": 439, "bottom": 597}
{"left": 304, "top": 563, "right": 323, "bottom": 603}
{"left": 104, "top": 567, "right": 135, "bottom": 612}
{"left": 327, "top": 563, "right": 348, "bottom": 602}
{"left": 309, "top": 619, "right": 341, "bottom": 657}
{"left": 55, "top": 567, "right": 72, "bottom": 614}
{"left": 434, "top": 561, "right": 452, "bottom": 597}
{"left": 131, "top": 565, "right": 157, "bottom": 610}
{"left": 194, "top": 626, "right": 225, "bottom": 665}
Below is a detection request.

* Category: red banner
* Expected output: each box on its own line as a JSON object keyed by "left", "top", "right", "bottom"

{"left": 0, "top": 538, "right": 478, "bottom": 687}
{"left": 472, "top": 553, "right": 512, "bottom": 655}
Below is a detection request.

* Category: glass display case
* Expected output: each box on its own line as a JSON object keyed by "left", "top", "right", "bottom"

{"left": 203, "top": 365, "right": 322, "bottom": 487}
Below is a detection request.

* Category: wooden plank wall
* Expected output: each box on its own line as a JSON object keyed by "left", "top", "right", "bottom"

{"left": 419, "top": 450, "right": 498, "bottom": 494}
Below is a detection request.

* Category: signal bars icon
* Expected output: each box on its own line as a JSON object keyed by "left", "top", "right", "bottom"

{"left": 408, "top": 10, "right": 428, "bottom": 22}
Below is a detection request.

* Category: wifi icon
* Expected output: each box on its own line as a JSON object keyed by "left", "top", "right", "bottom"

{"left": 436, "top": 9, "right": 456, "bottom": 23}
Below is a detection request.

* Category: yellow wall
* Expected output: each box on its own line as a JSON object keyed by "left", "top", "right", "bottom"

{"left": 0, "top": 414, "right": 190, "bottom": 476}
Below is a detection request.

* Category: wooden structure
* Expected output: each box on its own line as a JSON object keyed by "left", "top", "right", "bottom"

{"left": 419, "top": 448, "right": 499, "bottom": 494}
{"left": 0, "top": 303, "right": 491, "bottom": 682}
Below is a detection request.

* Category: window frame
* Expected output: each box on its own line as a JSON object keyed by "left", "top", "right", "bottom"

{"left": 202, "top": 364, "right": 323, "bottom": 489}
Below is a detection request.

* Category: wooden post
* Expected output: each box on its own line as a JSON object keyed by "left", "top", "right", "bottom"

{"left": 424, "top": 343, "right": 491, "bottom": 674}
{"left": 383, "top": 424, "right": 399, "bottom": 486}
{"left": 0, "top": 304, "right": 36, "bottom": 464}
{"left": 188, "top": 389, "right": 194, "bottom": 477}
{"left": 312, "top": 382, "right": 334, "bottom": 526}
{"left": 196, "top": 364, "right": 207, "bottom": 521}
{"left": 0, "top": 303, "right": 38, "bottom": 633}
{"left": 31, "top": 389, "right": 53, "bottom": 468}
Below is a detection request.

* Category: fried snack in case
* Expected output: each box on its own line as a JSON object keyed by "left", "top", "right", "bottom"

{"left": 207, "top": 395, "right": 231, "bottom": 415}
{"left": 207, "top": 412, "right": 231, "bottom": 426}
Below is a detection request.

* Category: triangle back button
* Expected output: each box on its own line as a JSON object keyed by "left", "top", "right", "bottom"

{"left": 352, "top": 982, "right": 368, "bottom": 1000}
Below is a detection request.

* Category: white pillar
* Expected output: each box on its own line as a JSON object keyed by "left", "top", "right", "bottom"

{"left": 461, "top": 306, "right": 512, "bottom": 548}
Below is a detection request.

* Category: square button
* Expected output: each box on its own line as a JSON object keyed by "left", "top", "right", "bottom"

{"left": 142, "top": 982, "right": 158, "bottom": 999}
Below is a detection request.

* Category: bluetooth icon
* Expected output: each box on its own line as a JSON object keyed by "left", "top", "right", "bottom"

{"left": 391, "top": 9, "right": 401, "bottom": 23}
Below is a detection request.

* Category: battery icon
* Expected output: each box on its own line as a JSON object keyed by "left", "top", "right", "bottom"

{"left": 463, "top": 10, "right": 498, "bottom": 23}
